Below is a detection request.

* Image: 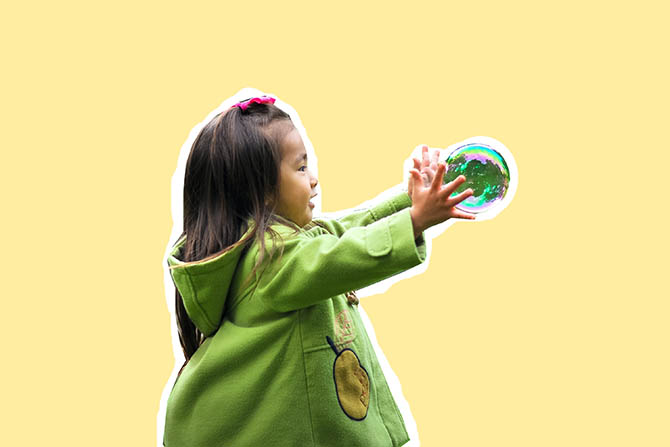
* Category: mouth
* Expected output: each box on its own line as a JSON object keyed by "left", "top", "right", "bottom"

{"left": 309, "top": 194, "right": 317, "bottom": 209}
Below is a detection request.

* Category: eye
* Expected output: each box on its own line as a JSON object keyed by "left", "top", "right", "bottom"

{"left": 299, "top": 165, "right": 307, "bottom": 172}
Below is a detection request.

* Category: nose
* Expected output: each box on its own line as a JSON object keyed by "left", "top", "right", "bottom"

{"left": 310, "top": 171, "right": 318, "bottom": 189}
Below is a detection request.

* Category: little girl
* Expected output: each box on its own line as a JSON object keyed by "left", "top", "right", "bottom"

{"left": 163, "top": 95, "right": 474, "bottom": 446}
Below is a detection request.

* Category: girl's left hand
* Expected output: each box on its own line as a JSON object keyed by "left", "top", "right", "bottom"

{"left": 408, "top": 145, "right": 440, "bottom": 202}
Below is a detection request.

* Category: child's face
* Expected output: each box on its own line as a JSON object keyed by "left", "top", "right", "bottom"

{"left": 275, "top": 126, "right": 319, "bottom": 227}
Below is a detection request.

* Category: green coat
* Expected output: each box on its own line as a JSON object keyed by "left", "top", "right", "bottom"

{"left": 164, "top": 191, "right": 427, "bottom": 446}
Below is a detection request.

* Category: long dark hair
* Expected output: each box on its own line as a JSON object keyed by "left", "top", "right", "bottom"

{"left": 171, "top": 100, "right": 300, "bottom": 365}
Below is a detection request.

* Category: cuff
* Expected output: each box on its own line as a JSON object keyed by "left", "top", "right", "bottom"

{"left": 385, "top": 208, "right": 427, "bottom": 266}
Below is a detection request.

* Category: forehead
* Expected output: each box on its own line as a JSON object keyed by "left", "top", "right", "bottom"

{"left": 280, "top": 127, "right": 306, "bottom": 162}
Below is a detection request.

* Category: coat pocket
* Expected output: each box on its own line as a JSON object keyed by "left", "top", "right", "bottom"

{"left": 302, "top": 338, "right": 392, "bottom": 447}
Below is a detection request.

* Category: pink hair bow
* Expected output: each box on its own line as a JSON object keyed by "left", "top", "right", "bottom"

{"left": 231, "top": 95, "right": 276, "bottom": 111}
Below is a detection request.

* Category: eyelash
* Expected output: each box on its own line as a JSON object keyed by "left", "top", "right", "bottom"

{"left": 299, "top": 165, "right": 307, "bottom": 172}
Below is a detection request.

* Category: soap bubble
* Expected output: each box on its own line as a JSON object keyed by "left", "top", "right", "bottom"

{"left": 443, "top": 143, "right": 511, "bottom": 214}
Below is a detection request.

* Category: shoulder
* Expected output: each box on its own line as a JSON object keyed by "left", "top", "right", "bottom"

{"left": 267, "top": 219, "right": 338, "bottom": 241}
{"left": 246, "top": 220, "right": 341, "bottom": 272}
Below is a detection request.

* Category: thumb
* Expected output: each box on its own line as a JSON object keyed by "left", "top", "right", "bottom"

{"left": 409, "top": 169, "right": 422, "bottom": 191}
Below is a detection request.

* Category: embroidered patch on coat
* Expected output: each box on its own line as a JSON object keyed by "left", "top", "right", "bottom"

{"left": 334, "top": 309, "right": 355, "bottom": 348}
{"left": 327, "top": 336, "right": 370, "bottom": 421}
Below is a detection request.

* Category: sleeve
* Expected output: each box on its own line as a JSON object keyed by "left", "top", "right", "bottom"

{"left": 314, "top": 190, "right": 414, "bottom": 237}
{"left": 254, "top": 207, "right": 427, "bottom": 313}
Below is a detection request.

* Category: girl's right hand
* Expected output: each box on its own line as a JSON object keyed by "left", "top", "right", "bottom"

{"left": 408, "top": 162, "right": 476, "bottom": 238}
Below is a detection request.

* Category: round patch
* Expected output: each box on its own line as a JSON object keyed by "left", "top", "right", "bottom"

{"left": 327, "top": 336, "right": 370, "bottom": 420}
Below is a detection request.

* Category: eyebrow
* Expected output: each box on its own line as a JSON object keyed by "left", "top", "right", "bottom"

{"left": 294, "top": 153, "right": 307, "bottom": 164}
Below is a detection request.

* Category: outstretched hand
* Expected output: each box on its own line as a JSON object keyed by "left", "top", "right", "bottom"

{"left": 408, "top": 145, "right": 439, "bottom": 201}
{"left": 408, "top": 161, "right": 476, "bottom": 239}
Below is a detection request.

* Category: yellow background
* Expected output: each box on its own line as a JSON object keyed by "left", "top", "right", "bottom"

{"left": 2, "top": 1, "right": 668, "bottom": 445}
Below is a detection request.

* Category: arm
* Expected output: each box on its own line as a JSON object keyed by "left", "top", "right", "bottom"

{"left": 255, "top": 208, "right": 426, "bottom": 313}
{"left": 313, "top": 189, "right": 414, "bottom": 237}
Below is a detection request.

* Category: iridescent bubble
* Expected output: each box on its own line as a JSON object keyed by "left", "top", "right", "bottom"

{"left": 443, "top": 143, "right": 511, "bottom": 214}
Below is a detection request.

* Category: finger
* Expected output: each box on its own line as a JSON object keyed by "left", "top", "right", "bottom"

{"left": 410, "top": 169, "right": 424, "bottom": 193}
{"left": 409, "top": 168, "right": 422, "bottom": 184}
{"left": 431, "top": 162, "right": 446, "bottom": 192}
{"left": 430, "top": 149, "right": 439, "bottom": 169}
{"left": 413, "top": 157, "right": 421, "bottom": 171}
{"left": 445, "top": 188, "right": 474, "bottom": 207}
{"left": 422, "top": 146, "right": 429, "bottom": 169}
{"left": 450, "top": 208, "right": 477, "bottom": 220}
{"left": 441, "top": 175, "right": 467, "bottom": 196}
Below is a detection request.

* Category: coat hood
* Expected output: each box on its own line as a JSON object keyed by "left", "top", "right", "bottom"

{"left": 167, "top": 226, "right": 256, "bottom": 336}
{"left": 167, "top": 222, "right": 299, "bottom": 336}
